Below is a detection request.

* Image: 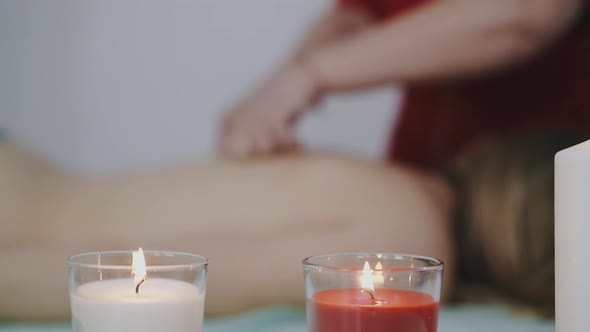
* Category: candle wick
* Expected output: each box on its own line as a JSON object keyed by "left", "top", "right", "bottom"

{"left": 361, "top": 290, "right": 376, "bottom": 302}
{"left": 135, "top": 278, "right": 146, "bottom": 294}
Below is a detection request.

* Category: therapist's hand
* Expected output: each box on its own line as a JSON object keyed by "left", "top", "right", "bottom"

{"left": 220, "top": 62, "right": 320, "bottom": 158}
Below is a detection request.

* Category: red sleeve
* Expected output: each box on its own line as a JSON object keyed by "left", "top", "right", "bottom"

{"left": 337, "top": 0, "right": 373, "bottom": 9}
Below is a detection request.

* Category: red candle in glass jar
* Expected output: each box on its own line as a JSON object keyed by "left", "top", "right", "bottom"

{"left": 308, "top": 288, "right": 439, "bottom": 332}
{"left": 304, "top": 254, "right": 444, "bottom": 332}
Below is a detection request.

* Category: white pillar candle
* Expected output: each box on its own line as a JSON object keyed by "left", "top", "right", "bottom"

{"left": 71, "top": 278, "right": 205, "bottom": 332}
{"left": 555, "top": 139, "right": 590, "bottom": 332}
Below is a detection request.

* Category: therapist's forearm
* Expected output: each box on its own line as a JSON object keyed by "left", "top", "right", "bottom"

{"left": 304, "top": 0, "right": 582, "bottom": 90}
{"left": 289, "top": 6, "right": 373, "bottom": 62}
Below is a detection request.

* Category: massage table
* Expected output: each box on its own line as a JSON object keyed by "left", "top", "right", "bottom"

{"left": 0, "top": 304, "right": 555, "bottom": 332}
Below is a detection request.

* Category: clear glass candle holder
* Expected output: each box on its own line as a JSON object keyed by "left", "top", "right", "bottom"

{"left": 303, "top": 253, "right": 444, "bottom": 332}
{"left": 68, "top": 250, "right": 208, "bottom": 332}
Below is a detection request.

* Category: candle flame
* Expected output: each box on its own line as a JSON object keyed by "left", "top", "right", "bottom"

{"left": 361, "top": 261, "right": 375, "bottom": 292}
{"left": 132, "top": 248, "right": 147, "bottom": 287}
{"left": 374, "top": 261, "right": 384, "bottom": 286}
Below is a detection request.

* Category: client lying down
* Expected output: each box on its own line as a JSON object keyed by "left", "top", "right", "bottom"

{"left": 0, "top": 141, "right": 452, "bottom": 320}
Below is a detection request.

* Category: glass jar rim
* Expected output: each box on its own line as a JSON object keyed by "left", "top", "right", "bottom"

{"left": 302, "top": 252, "right": 443, "bottom": 272}
{"left": 67, "top": 250, "right": 208, "bottom": 271}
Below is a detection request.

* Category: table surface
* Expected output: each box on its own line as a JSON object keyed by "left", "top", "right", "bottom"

{"left": 0, "top": 304, "right": 555, "bottom": 332}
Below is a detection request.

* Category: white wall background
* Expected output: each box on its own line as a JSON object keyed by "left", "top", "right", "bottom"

{"left": 0, "top": 0, "right": 399, "bottom": 175}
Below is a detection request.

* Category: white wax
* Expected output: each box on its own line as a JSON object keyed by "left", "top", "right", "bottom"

{"left": 555, "top": 140, "right": 590, "bottom": 332}
{"left": 71, "top": 278, "right": 205, "bottom": 332}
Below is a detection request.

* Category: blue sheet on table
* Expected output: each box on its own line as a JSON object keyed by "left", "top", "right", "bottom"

{"left": 0, "top": 304, "right": 555, "bottom": 332}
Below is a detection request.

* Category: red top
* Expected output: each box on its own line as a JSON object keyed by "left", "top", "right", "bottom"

{"left": 339, "top": 0, "right": 590, "bottom": 171}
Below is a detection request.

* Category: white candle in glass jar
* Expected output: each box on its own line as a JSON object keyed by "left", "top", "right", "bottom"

{"left": 555, "top": 139, "right": 590, "bottom": 332}
{"left": 70, "top": 278, "right": 205, "bottom": 332}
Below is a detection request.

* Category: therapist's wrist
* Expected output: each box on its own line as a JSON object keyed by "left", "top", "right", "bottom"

{"left": 293, "top": 51, "right": 328, "bottom": 100}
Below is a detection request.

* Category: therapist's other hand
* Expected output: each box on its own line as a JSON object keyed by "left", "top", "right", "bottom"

{"left": 220, "top": 62, "right": 319, "bottom": 158}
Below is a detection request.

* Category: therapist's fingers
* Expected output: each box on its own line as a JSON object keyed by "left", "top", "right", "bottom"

{"left": 222, "top": 132, "right": 248, "bottom": 158}
{"left": 271, "top": 123, "right": 299, "bottom": 154}
{"left": 220, "top": 109, "right": 300, "bottom": 158}
{"left": 223, "top": 124, "right": 275, "bottom": 158}
{"left": 220, "top": 112, "right": 255, "bottom": 158}
{"left": 251, "top": 130, "right": 274, "bottom": 156}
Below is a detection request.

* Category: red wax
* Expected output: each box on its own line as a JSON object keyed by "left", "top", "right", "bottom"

{"left": 308, "top": 288, "right": 439, "bottom": 332}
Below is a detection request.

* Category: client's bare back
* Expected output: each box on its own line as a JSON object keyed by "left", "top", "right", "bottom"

{"left": 0, "top": 142, "right": 454, "bottom": 320}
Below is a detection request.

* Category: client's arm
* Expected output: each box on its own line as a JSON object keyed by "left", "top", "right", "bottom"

{"left": 0, "top": 143, "right": 454, "bottom": 320}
